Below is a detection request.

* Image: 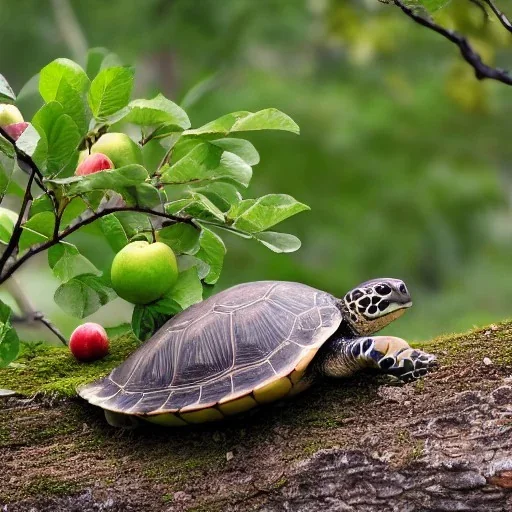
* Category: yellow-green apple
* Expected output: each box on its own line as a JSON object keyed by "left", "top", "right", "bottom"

{"left": 111, "top": 241, "right": 178, "bottom": 304}
{"left": 75, "top": 153, "right": 114, "bottom": 176}
{"left": 0, "top": 104, "right": 23, "bottom": 127}
{"left": 69, "top": 322, "right": 109, "bottom": 362}
{"left": 90, "top": 133, "right": 143, "bottom": 168}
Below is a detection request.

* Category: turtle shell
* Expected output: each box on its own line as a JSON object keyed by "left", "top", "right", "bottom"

{"left": 78, "top": 281, "right": 342, "bottom": 425}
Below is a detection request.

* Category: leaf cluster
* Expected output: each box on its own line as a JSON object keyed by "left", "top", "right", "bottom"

{"left": 0, "top": 49, "right": 309, "bottom": 363}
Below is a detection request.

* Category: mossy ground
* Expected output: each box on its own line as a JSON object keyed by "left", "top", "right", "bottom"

{"left": 0, "top": 334, "right": 139, "bottom": 397}
{"left": 1, "top": 321, "right": 511, "bottom": 511}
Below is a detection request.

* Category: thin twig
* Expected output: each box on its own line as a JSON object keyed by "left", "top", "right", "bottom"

{"left": 482, "top": 0, "right": 512, "bottom": 32}
{"left": 0, "top": 206, "right": 194, "bottom": 285}
{"left": 33, "top": 313, "right": 68, "bottom": 346}
{"left": 392, "top": 0, "right": 512, "bottom": 85}
{"left": 0, "top": 128, "right": 46, "bottom": 184}
{"left": 5, "top": 277, "right": 68, "bottom": 345}
{"left": 0, "top": 169, "right": 35, "bottom": 272}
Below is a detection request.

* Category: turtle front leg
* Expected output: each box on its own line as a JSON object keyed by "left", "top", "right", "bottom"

{"left": 321, "top": 336, "right": 437, "bottom": 383}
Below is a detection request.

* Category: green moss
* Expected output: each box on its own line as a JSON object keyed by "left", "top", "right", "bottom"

{"left": 424, "top": 320, "right": 512, "bottom": 367}
{"left": 0, "top": 476, "right": 81, "bottom": 503}
{"left": 0, "top": 334, "right": 139, "bottom": 397}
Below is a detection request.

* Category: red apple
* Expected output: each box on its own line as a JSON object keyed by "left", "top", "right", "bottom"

{"left": 3, "top": 122, "right": 29, "bottom": 141}
{"left": 69, "top": 322, "right": 109, "bottom": 362}
{"left": 75, "top": 153, "right": 114, "bottom": 176}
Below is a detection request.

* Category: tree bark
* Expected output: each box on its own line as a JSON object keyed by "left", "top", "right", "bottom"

{"left": 1, "top": 323, "right": 512, "bottom": 511}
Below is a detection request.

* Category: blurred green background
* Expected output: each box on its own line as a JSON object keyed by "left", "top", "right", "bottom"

{"left": 1, "top": 0, "right": 512, "bottom": 342}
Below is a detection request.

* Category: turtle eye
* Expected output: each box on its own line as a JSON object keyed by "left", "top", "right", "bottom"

{"left": 399, "top": 284, "right": 408, "bottom": 295}
{"left": 375, "top": 284, "right": 391, "bottom": 295}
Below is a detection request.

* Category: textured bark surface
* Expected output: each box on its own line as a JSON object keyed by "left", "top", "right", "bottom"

{"left": 1, "top": 323, "right": 512, "bottom": 511}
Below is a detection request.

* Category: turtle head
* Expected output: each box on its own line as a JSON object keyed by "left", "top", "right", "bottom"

{"left": 342, "top": 278, "right": 412, "bottom": 336}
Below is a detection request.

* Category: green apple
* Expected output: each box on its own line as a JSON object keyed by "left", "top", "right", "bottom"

{"left": 111, "top": 241, "right": 178, "bottom": 304}
{"left": 90, "top": 133, "right": 143, "bottom": 168}
{"left": 0, "top": 104, "right": 23, "bottom": 127}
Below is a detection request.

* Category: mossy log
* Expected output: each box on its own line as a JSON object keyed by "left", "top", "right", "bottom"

{"left": 1, "top": 322, "right": 512, "bottom": 511}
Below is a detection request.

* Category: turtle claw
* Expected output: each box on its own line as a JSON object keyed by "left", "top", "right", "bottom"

{"left": 378, "top": 348, "right": 438, "bottom": 383}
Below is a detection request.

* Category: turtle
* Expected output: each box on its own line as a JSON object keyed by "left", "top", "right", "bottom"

{"left": 78, "top": 278, "right": 437, "bottom": 427}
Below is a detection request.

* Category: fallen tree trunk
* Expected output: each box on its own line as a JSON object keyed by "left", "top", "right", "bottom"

{"left": 1, "top": 322, "right": 512, "bottom": 511}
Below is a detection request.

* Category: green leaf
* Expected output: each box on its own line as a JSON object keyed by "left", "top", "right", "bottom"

{"left": 211, "top": 138, "right": 260, "bottom": 166}
{"left": 253, "top": 231, "right": 302, "bottom": 253}
{"left": 61, "top": 197, "right": 88, "bottom": 227}
{"left": 124, "top": 94, "right": 190, "bottom": 129}
{"left": 29, "top": 194, "right": 54, "bottom": 217}
{"left": 162, "top": 143, "right": 252, "bottom": 187}
{"left": 194, "top": 182, "right": 242, "bottom": 212}
{"left": 417, "top": 0, "right": 451, "bottom": 12}
{"left": 100, "top": 214, "right": 130, "bottom": 252}
{"left": 231, "top": 108, "right": 300, "bottom": 134}
{"left": 166, "top": 193, "right": 225, "bottom": 223}
{"left": 153, "top": 267, "right": 203, "bottom": 314}
{"left": 187, "top": 108, "right": 299, "bottom": 136}
{"left": 0, "top": 74, "right": 16, "bottom": 103}
{"left": 131, "top": 304, "right": 169, "bottom": 342}
{"left": 32, "top": 102, "right": 80, "bottom": 175}
{"left": 195, "top": 227, "right": 226, "bottom": 285}
{"left": 0, "top": 154, "right": 16, "bottom": 201}
{"left": 0, "top": 207, "right": 17, "bottom": 244}
{"left": 16, "top": 124, "right": 47, "bottom": 170}
{"left": 177, "top": 254, "right": 211, "bottom": 280}
{"left": 19, "top": 211, "right": 55, "bottom": 252}
{"left": 157, "top": 223, "right": 200, "bottom": 254}
{"left": 227, "top": 199, "right": 256, "bottom": 219}
{"left": 52, "top": 78, "right": 88, "bottom": 133}
{"left": 54, "top": 274, "right": 117, "bottom": 318}
{"left": 39, "top": 58, "right": 89, "bottom": 102}
{"left": 88, "top": 66, "right": 135, "bottom": 119}
{"left": 0, "top": 135, "right": 15, "bottom": 158}
{"left": 0, "top": 300, "right": 19, "bottom": 368}
{"left": 110, "top": 211, "right": 152, "bottom": 240}
{"left": 148, "top": 123, "right": 187, "bottom": 141}
{"left": 48, "top": 164, "right": 149, "bottom": 197}
{"left": 132, "top": 183, "right": 162, "bottom": 208}
{"left": 162, "top": 142, "right": 221, "bottom": 182}
{"left": 186, "top": 111, "right": 250, "bottom": 136}
{"left": 48, "top": 242, "right": 100, "bottom": 282}
{"left": 86, "top": 47, "right": 122, "bottom": 79}
{"left": 232, "top": 194, "right": 310, "bottom": 232}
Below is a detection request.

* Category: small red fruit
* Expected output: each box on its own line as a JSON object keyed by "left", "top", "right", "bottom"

{"left": 3, "top": 122, "right": 29, "bottom": 141}
{"left": 75, "top": 153, "right": 114, "bottom": 176}
{"left": 69, "top": 322, "right": 109, "bottom": 362}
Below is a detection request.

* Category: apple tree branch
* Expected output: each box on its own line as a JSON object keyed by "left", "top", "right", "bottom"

{"left": 388, "top": 0, "right": 512, "bottom": 86}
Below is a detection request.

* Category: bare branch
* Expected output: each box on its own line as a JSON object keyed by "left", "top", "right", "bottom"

{"left": 391, "top": 0, "right": 512, "bottom": 86}
{"left": 0, "top": 127, "right": 47, "bottom": 190}
{"left": 5, "top": 277, "right": 68, "bottom": 346}
{"left": 482, "top": 0, "right": 512, "bottom": 33}
{"left": 0, "top": 205, "right": 194, "bottom": 285}
{"left": 0, "top": 168, "right": 36, "bottom": 272}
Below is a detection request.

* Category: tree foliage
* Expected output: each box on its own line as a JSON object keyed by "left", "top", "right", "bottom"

{"left": 0, "top": 51, "right": 308, "bottom": 366}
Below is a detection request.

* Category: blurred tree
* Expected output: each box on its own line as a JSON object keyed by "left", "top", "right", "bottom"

{"left": 1, "top": 0, "right": 511, "bottom": 340}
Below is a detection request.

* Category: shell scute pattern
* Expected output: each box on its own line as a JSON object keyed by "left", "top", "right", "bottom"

{"left": 78, "top": 281, "right": 342, "bottom": 416}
